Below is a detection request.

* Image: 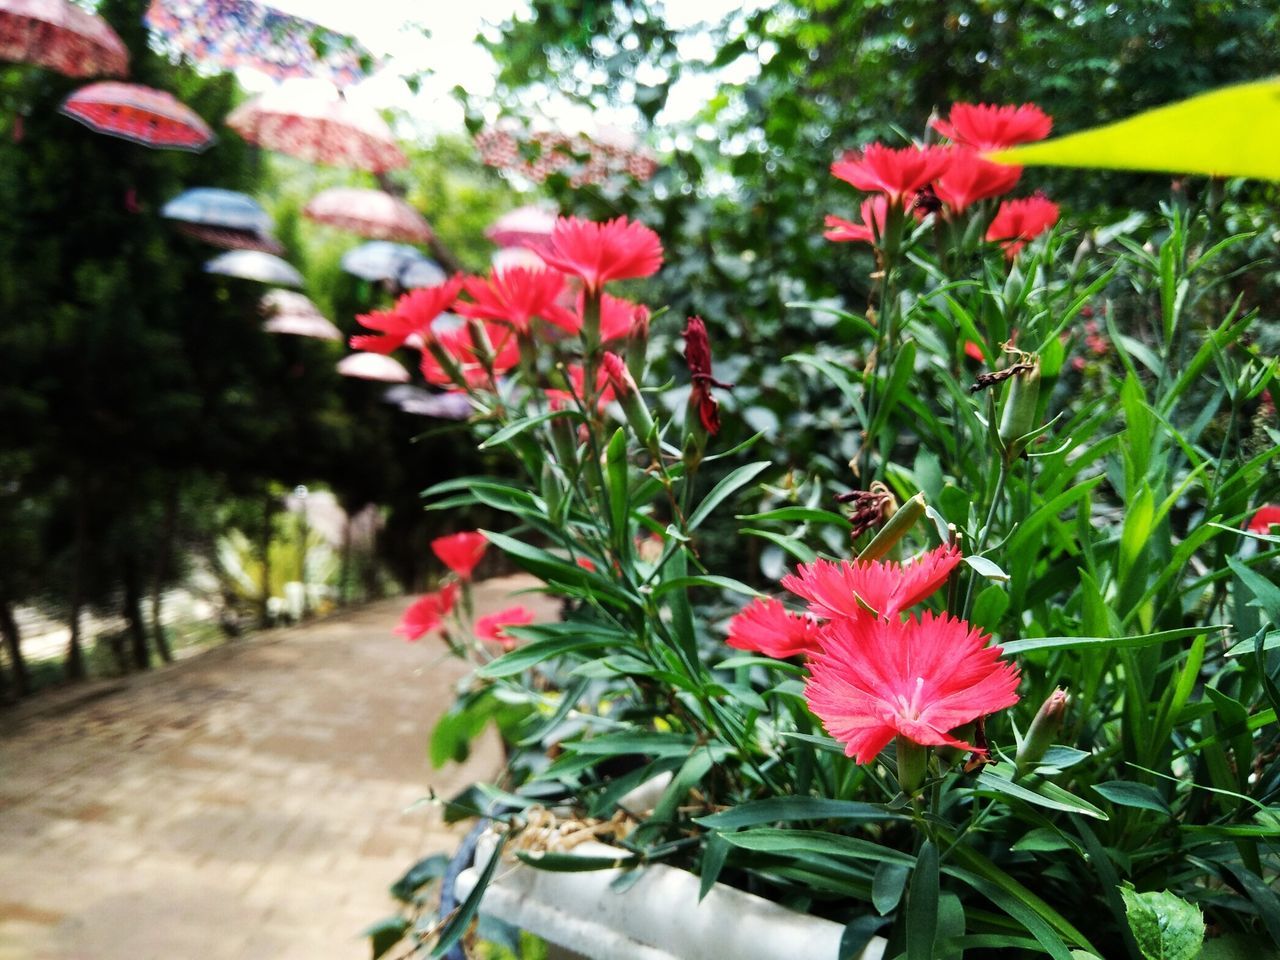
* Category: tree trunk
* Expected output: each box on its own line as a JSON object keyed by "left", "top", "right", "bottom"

{"left": 65, "top": 488, "right": 88, "bottom": 681}
{"left": 150, "top": 480, "right": 178, "bottom": 662}
{"left": 123, "top": 556, "right": 150, "bottom": 671}
{"left": 0, "top": 596, "right": 29, "bottom": 697}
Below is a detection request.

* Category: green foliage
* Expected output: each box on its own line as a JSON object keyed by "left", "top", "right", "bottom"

{"left": 1119, "top": 884, "right": 1206, "bottom": 960}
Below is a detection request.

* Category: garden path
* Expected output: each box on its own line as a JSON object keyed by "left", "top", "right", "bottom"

{"left": 0, "top": 576, "right": 553, "bottom": 960}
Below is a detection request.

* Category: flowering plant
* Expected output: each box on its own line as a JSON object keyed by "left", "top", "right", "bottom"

{"left": 369, "top": 103, "right": 1280, "bottom": 960}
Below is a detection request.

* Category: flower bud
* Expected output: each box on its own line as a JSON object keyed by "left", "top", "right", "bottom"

{"left": 603, "top": 351, "right": 655, "bottom": 442}
{"left": 626, "top": 305, "right": 650, "bottom": 381}
{"left": 998, "top": 354, "right": 1041, "bottom": 459}
{"left": 466, "top": 317, "right": 496, "bottom": 367}
{"left": 1016, "top": 687, "right": 1069, "bottom": 774}
{"left": 422, "top": 335, "right": 467, "bottom": 390}
{"left": 858, "top": 492, "right": 925, "bottom": 561}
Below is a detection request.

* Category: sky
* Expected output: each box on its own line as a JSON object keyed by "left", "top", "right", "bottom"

{"left": 237, "top": 0, "right": 765, "bottom": 134}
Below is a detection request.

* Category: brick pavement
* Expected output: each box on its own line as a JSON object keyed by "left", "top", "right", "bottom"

{"left": 0, "top": 577, "right": 556, "bottom": 960}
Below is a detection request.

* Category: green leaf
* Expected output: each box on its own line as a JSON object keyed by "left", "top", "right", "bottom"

{"left": 976, "top": 768, "right": 1108, "bottom": 819}
{"left": 906, "top": 839, "right": 939, "bottom": 960}
{"left": 718, "top": 828, "right": 916, "bottom": 866}
{"left": 389, "top": 854, "right": 450, "bottom": 902}
{"left": 478, "top": 634, "right": 616, "bottom": 679}
{"left": 840, "top": 916, "right": 891, "bottom": 960}
{"left": 1001, "top": 625, "right": 1226, "bottom": 656}
{"left": 363, "top": 916, "right": 410, "bottom": 959}
{"left": 515, "top": 850, "right": 636, "bottom": 871}
{"left": 605, "top": 428, "right": 629, "bottom": 543}
{"left": 873, "top": 860, "right": 911, "bottom": 916}
{"left": 652, "top": 575, "right": 762, "bottom": 598}
{"left": 479, "top": 409, "right": 578, "bottom": 449}
{"left": 737, "top": 506, "right": 855, "bottom": 530}
{"left": 688, "top": 461, "right": 772, "bottom": 531}
{"left": 1093, "top": 781, "right": 1171, "bottom": 816}
{"left": 429, "top": 832, "right": 508, "bottom": 958}
{"left": 1119, "top": 884, "right": 1205, "bottom": 960}
{"left": 964, "top": 554, "right": 1010, "bottom": 582}
{"left": 696, "top": 797, "right": 906, "bottom": 830}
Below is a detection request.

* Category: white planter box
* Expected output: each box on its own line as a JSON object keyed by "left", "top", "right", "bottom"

{"left": 454, "top": 830, "right": 888, "bottom": 960}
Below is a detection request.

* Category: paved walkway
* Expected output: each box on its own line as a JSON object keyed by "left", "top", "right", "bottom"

{"left": 0, "top": 577, "right": 555, "bottom": 960}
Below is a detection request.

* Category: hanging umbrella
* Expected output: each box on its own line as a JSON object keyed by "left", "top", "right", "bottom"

{"left": 227, "top": 78, "right": 407, "bottom": 172}
{"left": 340, "top": 241, "right": 425, "bottom": 282}
{"left": 263, "top": 314, "right": 342, "bottom": 340}
{"left": 383, "top": 385, "right": 472, "bottom": 419}
{"left": 205, "top": 250, "right": 303, "bottom": 287}
{"left": 303, "top": 187, "right": 432, "bottom": 243}
{"left": 400, "top": 258, "right": 447, "bottom": 289}
{"left": 60, "top": 82, "right": 215, "bottom": 151}
{"left": 337, "top": 352, "right": 409, "bottom": 383}
{"left": 0, "top": 0, "right": 128, "bottom": 78}
{"left": 486, "top": 205, "right": 557, "bottom": 249}
{"left": 163, "top": 187, "right": 272, "bottom": 233}
{"left": 175, "top": 223, "right": 283, "bottom": 254}
{"left": 164, "top": 187, "right": 280, "bottom": 252}
{"left": 491, "top": 246, "right": 546, "bottom": 272}
{"left": 260, "top": 289, "right": 323, "bottom": 318}
{"left": 144, "top": 0, "right": 373, "bottom": 87}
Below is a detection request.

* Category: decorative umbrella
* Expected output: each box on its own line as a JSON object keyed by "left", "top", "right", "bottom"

{"left": 400, "top": 258, "right": 447, "bottom": 289}
{"left": 260, "top": 289, "right": 322, "bottom": 319}
{"left": 337, "top": 352, "right": 409, "bottom": 383}
{"left": 383, "top": 385, "right": 472, "bottom": 419}
{"left": 303, "top": 187, "right": 432, "bottom": 243}
{"left": 60, "top": 82, "right": 215, "bottom": 151}
{"left": 205, "top": 250, "right": 303, "bottom": 287}
{"left": 0, "top": 0, "right": 128, "bottom": 78}
{"left": 227, "top": 78, "right": 407, "bottom": 172}
{"left": 263, "top": 314, "right": 342, "bottom": 340}
{"left": 144, "top": 0, "right": 373, "bottom": 87}
{"left": 491, "top": 246, "right": 545, "bottom": 273}
{"left": 486, "top": 205, "right": 557, "bottom": 249}
{"left": 340, "top": 241, "right": 425, "bottom": 282}
{"left": 175, "top": 224, "right": 283, "bottom": 254}
{"left": 163, "top": 187, "right": 280, "bottom": 252}
{"left": 163, "top": 187, "right": 272, "bottom": 232}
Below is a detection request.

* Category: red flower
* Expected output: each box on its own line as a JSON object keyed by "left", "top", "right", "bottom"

{"left": 964, "top": 340, "right": 986, "bottom": 362}
{"left": 781, "top": 544, "right": 962, "bottom": 620}
{"left": 932, "top": 102, "right": 1052, "bottom": 152}
{"left": 432, "top": 531, "right": 488, "bottom": 579}
{"left": 419, "top": 322, "right": 519, "bottom": 390}
{"left": 823, "top": 196, "right": 889, "bottom": 245}
{"left": 726, "top": 597, "right": 824, "bottom": 659}
{"left": 986, "top": 194, "right": 1060, "bottom": 257}
{"left": 831, "top": 143, "right": 952, "bottom": 204}
{"left": 475, "top": 605, "right": 535, "bottom": 650}
{"left": 805, "top": 611, "right": 1021, "bottom": 764}
{"left": 683, "top": 316, "right": 731, "bottom": 436}
{"left": 932, "top": 148, "right": 1022, "bottom": 214}
{"left": 393, "top": 583, "right": 460, "bottom": 641}
{"left": 553, "top": 292, "right": 649, "bottom": 342}
{"left": 601, "top": 351, "right": 636, "bottom": 396}
{"left": 352, "top": 277, "right": 463, "bottom": 353}
{"left": 457, "top": 267, "right": 576, "bottom": 335}
{"left": 539, "top": 216, "right": 664, "bottom": 293}
{"left": 1247, "top": 505, "right": 1280, "bottom": 533}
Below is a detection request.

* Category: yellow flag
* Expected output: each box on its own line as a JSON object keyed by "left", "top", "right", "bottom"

{"left": 988, "top": 78, "right": 1280, "bottom": 181}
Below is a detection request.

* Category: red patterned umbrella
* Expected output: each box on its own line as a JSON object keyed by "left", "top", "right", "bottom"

{"left": 486, "top": 204, "right": 557, "bottom": 250}
{"left": 60, "top": 82, "right": 215, "bottom": 151}
{"left": 303, "top": 187, "right": 432, "bottom": 244}
{"left": 175, "top": 223, "right": 283, "bottom": 254}
{"left": 0, "top": 0, "right": 128, "bottom": 78}
{"left": 227, "top": 78, "right": 407, "bottom": 173}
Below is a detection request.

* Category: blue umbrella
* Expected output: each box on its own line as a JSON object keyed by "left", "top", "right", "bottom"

{"left": 163, "top": 187, "right": 273, "bottom": 233}
{"left": 400, "top": 258, "right": 448, "bottom": 289}
{"left": 205, "top": 250, "right": 304, "bottom": 288}
{"left": 340, "top": 241, "right": 425, "bottom": 282}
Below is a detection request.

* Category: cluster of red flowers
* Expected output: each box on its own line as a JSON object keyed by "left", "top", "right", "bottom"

{"left": 349, "top": 216, "right": 663, "bottom": 404}
{"left": 825, "top": 102, "right": 1060, "bottom": 258}
{"left": 727, "top": 544, "right": 1021, "bottom": 765}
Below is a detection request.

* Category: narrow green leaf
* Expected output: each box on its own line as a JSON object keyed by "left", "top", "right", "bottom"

{"left": 873, "top": 860, "right": 911, "bottom": 916}
{"left": 976, "top": 768, "right": 1108, "bottom": 819}
{"left": 688, "top": 461, "right": 772, "bottom": 531}
{"left": 429, "top": 832, "right": 508, "bottom": 958}
{"left": 718, "top": 828, "right": 916, "bottom": 866}
{"left": 906, "top": 839, "right": 939, "bottom": 960}
{"left": 1093, "top": 781, "right": 1171, "bottom": 815}
{"left": 480, "top": 410, "right": 579, "bottom": 449}
{"left": 696, "top": 797, "right": 905, "bottom": 829}
{"left": 1001, "top": 625, "right": 1226, "bottom": 656}
{"left": 515, "top": 850, "right": 636, "bottom": 872}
